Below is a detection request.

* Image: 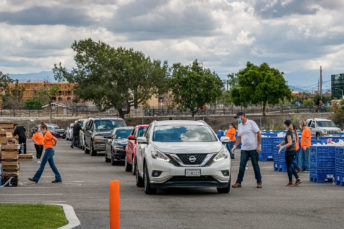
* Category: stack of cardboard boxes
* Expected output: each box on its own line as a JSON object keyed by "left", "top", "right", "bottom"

{"left": 0, "top": 121, "right": 19, "bottom": 186}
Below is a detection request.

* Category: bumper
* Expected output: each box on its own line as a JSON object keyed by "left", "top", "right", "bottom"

{"left": 112, "top": 149, "right": 126, "bottom": 161}
{"left": 147, "top": 157, "right": 231, "bottom": 189}
{"left": 93, "top": 143, "right": 106, "bottom": 151}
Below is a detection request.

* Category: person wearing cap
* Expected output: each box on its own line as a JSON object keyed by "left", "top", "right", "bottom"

{"left": 232, "top": 112, "right": 262, "bottom": 188}
{"left": 277, "top": 120, "right": 302, "bottom": 186}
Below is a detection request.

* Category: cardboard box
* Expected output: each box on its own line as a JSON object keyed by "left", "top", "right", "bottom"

{"left": 0, "top": 137, "right": 7, "bottom": 144}
{"left": 19, "top": 154, "right": 33, "bottom": 161}
{"left": 0, "top": 131, "right": 6, "bottom": 137}
{"left": 1, "top": 151, "right": 18, "bottom": 160}
{"left": 6, "top": 132, "right": 13, "bottom": 138}
{"left": 2, "top": 144, "right": 19, "bottom": 150}
{"left": 0, "top": 124, "right": 14, "bottom": 129}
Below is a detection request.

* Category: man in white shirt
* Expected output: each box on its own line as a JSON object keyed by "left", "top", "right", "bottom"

{"left": 232, "top": 112, "right": 262, "bottom": 188}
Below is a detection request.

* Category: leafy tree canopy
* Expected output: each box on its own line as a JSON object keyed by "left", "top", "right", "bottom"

{"left": 169, "top": 60, "right": 223, "bottom": 117}
{"left": 53, "top": 38, "right": 168, "bottom": 118}
{"left": 230, "top": 62, "right": 291, "bottom": 115}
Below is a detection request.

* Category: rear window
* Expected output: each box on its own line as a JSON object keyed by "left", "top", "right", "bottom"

{"left": 115, "top": 129, "right": 133, "bottom": 139}
{"left": 153, "top": 125, "right": 217, "bottom": 142}
{"left": 137, "top": 127, "right": 148, "bottom": 137}
{"left": 95, "top": 120, "right": 126, "bottom": 132}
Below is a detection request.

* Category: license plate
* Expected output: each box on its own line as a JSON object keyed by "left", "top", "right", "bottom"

{"left": 185, "top": 169, "right": 201, "bottom": 177}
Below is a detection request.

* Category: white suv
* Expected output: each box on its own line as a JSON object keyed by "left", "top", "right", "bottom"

{"left": 135, "top": 120, "right": 231, "bottom": 194}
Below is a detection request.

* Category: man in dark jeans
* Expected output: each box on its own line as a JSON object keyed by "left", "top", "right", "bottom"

{"left": 71, "top": 121, "right": 81, "bottom": 148}
{"left": 231, "top": 112, "right": 262, "bottom": 188}
{"left": 13, "top": 124, "right": 27, "bottom": 154}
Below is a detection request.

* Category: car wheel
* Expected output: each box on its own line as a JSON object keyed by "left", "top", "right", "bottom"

{"left": 136, "top": 166, "right": 144, "bottom": 187}
{"left": 84, "top": 146, "right": 90, "bottom": 154}
{"left": 132, "top": 157, "right": 137, "bottom": 175}
{"left": 90, "top": 143, "right": 97, "bottom": 156}
{"left": 124, "top": 155, "right": 132, "bottom": 172}
{"left": 143, "top": 163, "right": 157, "bottom": 194}
{"left": 217, "top": 176, "right": 231, "bottom": 194}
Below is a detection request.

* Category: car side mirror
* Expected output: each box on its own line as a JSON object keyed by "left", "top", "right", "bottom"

{"left": 220, "top": 136, "right": 230, "bottom": 143}
{"left": 128, "top": 135, "right": 135, "bottom": 140}
{"left": 137, "top": 137, "right": 148, "bottom": 144}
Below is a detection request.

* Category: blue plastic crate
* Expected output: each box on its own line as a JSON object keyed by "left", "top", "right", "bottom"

{"left": 309, "top": 146, "right": 336, "bottom": 183}
{"left": 335, "top": 147, "right": 344, "bottom": 186}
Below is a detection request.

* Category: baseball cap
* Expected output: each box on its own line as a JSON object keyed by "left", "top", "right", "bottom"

{"left": 234, "top": 111, "right": 245, "bottom": 118}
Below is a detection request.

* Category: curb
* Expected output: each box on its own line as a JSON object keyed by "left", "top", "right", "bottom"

{"left": 49, "top": 204, "right": 81, "bottom": 229}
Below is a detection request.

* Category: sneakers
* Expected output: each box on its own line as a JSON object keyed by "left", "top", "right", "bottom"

{"left": 28, "top": 178, "right": 38, "bottom": 183}
{"left": 256, "top": 183, "right": 263, "bottom": 188}
{"left": 37, "top": 160, "right": 41, "bottom": 164}
{"left": 285, "top": 182, "right": 294, "bottom": 187}
{"left": 296, "top": 168, "right": 301, "bottom": 173}
{"left": 52, "top": 180, "right": 62, "bottom": 183}
{"left": 232, "top": 183, "right": 242, "bottom": 188}
{"left": 294, "top": 178, "right": 302, "bottom": 186}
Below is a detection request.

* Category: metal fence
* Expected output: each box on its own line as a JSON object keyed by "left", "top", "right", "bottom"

{"left": 0, "top": 104, "right": 329, "bottom": 118}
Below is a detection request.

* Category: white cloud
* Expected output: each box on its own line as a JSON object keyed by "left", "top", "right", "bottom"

{"left": 0, "top": 0, "right": 343, "bottom": 87}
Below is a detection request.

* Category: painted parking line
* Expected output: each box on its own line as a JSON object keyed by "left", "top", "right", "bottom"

{"left": 0, "top": 193, "right": 64, "bottom": 196}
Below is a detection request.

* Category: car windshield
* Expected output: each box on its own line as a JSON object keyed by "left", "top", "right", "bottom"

{"left": 137, "top": 127, "right": 148, "bottom": 137}
{"left": 94, "top": 120, "right": 126, "bottom": 132}
{"left": 115, "top": 129, "right": 133, "bottom": 139}
{"left": 153, "top": 125, "right": 217, "bottom": 142}
{"left": 316, "top": 121, "right": 336, "bottom": 127}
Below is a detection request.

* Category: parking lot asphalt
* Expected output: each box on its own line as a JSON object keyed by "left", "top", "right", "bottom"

{"left": 1, "top": 139, "right": 344, "bottom": 229}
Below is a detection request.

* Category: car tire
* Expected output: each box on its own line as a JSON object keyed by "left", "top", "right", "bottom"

{"left": 132, "top": 157, "right": 136, "bottom": 175}
{"left": 90, "top": 143, "right": 97, "bottom": 156}
{"left": 217, "top": 176, "right": 231, "bottom": 194}
{"left": 124, "top": 155, "right": 132, "bottom": 172}
{"left": 136, "top": 166, "right": 144, "bottom": 187}
{"left": 143, "top": 163, "right": 157, "bottom": 194}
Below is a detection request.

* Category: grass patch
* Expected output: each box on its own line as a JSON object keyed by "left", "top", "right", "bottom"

{"left": 0, "top": 204, "right": 68, "bottom": 229}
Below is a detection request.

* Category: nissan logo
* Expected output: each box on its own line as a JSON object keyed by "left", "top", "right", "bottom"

{"left": 188, "top": 156, "right": 197, "bottom": 163}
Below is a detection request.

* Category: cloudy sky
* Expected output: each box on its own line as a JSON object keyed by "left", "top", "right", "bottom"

{"left": 1, "top": 0, "right": 344, "bottom": 90}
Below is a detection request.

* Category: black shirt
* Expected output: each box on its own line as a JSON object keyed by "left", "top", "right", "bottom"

{"left": 284, "top": 130, "right": 296, "bottom": 152}
{"left": 13, "top": 126, "right": 26, "bottom": 140}
{"left": 73, "top": 123, "right": 82, "bottom": 136}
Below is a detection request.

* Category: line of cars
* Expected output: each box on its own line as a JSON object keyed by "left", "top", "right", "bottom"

{"left": 67, "top": 117, "right": 232, "bottom": 194}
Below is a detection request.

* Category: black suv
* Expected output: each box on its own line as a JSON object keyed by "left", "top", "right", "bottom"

{"left": 84, "top": 117, "right": 126, "bottom": 156}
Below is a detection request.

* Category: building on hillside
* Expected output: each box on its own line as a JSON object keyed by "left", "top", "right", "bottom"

{"left": 331, "top": 73, "right": 344, "bottom": 99}
{"left": 8, "top": 81, "right": 75, "bottom": 103}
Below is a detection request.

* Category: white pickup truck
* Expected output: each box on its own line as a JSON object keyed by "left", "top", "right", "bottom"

{"left": 306, "top": 118, "right": 341, "bottom": 139}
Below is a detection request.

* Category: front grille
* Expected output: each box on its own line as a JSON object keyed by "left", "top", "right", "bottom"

{"left": 327, "top": 131, "right": 338, "bottom": 135}
{"left": 176, "top": 153, "right": 207, "bottom": 165}
{"left": 168, "top": 176, "right": 216, "bottom": 182}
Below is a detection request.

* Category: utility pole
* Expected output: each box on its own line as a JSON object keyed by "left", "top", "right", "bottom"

{"left": 320, "top": 66, "right": 323, "bottom": 98}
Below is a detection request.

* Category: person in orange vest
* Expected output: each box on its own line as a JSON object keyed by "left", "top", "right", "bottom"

{"left": 299, "top": 120, "right": 311, "bottom": 171}
{"left": 32, "top": 128, "right": 44, "bottom": 164}
{"left": 29, "top": 122, "right": 62, "bottom": 183}
{"left": 225, "top": 123, "right": 236, "bottom": 159}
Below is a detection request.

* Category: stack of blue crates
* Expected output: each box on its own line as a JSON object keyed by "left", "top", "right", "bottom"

{"left": 335, "top": 147, "right": 344, "bottom": 186}
{"left": 272, "top": 138, "right": 287, "bottom": 172}
{"left": 309, "top": 146, "right": 336, "bottom": 183}
{"left": 260, "top": 138, "right": 275, "bottom": 161}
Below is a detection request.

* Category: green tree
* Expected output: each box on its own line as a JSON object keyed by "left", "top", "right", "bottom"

{"left": 169, "top": 60, "right": 223, "bottom": 118}
{"left": 53, "top": 38, "right": 168, "bottom": 118}
{"left": 25, "top": 97, "right": 45, "bottom": 109}
{"left": 230, "top": 62, "right": 291, "bottom": 116}
{"left": 303, "top": 98, "right": 314, "bottom": 107}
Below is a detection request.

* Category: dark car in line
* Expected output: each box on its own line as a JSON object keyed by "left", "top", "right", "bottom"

{"left": 105, "top": 127, "right": 134, "bottom": 165}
